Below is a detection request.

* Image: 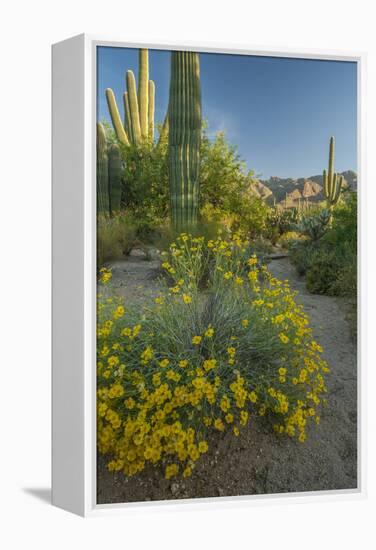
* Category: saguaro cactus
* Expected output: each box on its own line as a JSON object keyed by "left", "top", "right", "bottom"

{"left": 168, "top": 51, "right": 202, "bottom": 229}
{"left": 97, "top": 123, "right": 110, "bottom": 214}
{"left": 323, "top": 136, "right": 343, "bottom": 215}
{"left": 105, "top": 49, "right": 167, "bottom": 147}
{"left": 108, "top": 143, "right": 122, "bottom": 214}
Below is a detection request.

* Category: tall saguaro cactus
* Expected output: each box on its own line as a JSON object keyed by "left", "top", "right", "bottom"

{"left": 168, "top": 51, "right": 202, "bottom": 229}
{"left": 108, "top": 143, "right": 122, "bottom": 214}
{"left": 97, "top": 122, "right": 110, "bottom": 214}
{"left": 323, "top": 136, "right": 343, "bottom": 215}
{"left": 105, "top": 49, "right": 167, "bottom": 147}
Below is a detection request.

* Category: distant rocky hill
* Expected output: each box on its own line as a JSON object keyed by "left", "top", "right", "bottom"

{"left": 259, "top": 170, "right": 357, "bottom": 206}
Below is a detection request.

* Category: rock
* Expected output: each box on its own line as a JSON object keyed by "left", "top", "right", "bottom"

{"left": 170, "top": 483, "right": 180, "bottom": 496}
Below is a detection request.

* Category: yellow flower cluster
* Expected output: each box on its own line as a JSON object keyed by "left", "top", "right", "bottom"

{"left": 97, "top": 233, "right": 329, "bottom": 480}
{"left": 99, "top": 267, "right": 112, "bottom": 285}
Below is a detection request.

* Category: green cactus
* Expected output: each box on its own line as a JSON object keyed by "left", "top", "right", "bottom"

{"left": 138, "top": 48, "right": 149, "bottom": 139}
{"left": 148, "top": 80, "right": 155, "bottom": 141}
{"left": 105, "top": 89, "right": 129, "bottom": 145}
{"left": 105, "top": 49, "right": 167, "bottom": 147}
{"left": 168, "top": 51, "right": 202, "bottom": 229}
{"left": 323, "top": 136, "right": 343, "bottom": 213}
{"left": 96, "top": 122, "right": 110, "bottom": 214}
{"left": 108, "top": 143, "right": 122, "bottom": 215}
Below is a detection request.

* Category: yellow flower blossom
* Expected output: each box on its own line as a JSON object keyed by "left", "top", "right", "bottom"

{"left": 204, "top": 326, "right": 214, "bottom": 338}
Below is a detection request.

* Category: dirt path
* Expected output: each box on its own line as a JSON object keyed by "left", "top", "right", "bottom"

{"left": 97, "top": 256, "right": 357, "bottom": 504}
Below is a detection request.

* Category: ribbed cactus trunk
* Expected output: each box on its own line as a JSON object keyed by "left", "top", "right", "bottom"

{"left": 108, "top": 143, "right": 122, "bottom": 215}
{"left": 138, "top": 49, "right": 149, "bottom": 139}
{"left": 168, "top": 51, "right": 202, "bottom": 230}
{"left": 96, "top": 123, "right": 110, "bottom": 214}
{"left": 323, "top": 136, "right": 343, "bottom": 223}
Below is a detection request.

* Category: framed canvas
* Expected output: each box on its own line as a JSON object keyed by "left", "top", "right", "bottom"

{"left": 52, "top": 34, "right": 366, "bottom": 517}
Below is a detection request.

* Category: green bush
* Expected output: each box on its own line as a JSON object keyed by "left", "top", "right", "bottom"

{"left": 291, "top": 193, "right": 357, "bottom": 299}
{"left": 295, "top": 209, "right": 331, "bottom": 242}
{"left": 265, "top": 208, "right": 300, "bottom": 244}
{"left": 305, "top": 248, "right": 342, "bottom": 294}
{"left": 97, "top": 234, "right": 329, "bottom": 479}
{"left": 289, "top": 240, "right": 316, "bottom": 276}
{"left": 277, "top": 231, "right": 303, "bottom": 248}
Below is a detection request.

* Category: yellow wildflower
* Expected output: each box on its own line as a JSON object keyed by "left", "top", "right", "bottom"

{"left": 182, "top": 293, "right": 192, "bottom": 304}
{"left": 204, "top": 326, "right": 214, "bottom": 338}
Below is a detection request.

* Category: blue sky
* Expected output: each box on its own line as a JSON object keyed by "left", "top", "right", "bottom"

{"left": 97, "top": 47, "right": 357, "bottom": 179}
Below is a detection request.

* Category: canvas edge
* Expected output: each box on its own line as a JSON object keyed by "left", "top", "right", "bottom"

{"left": 52, "top": 33, "right": 86, "bottom": 517}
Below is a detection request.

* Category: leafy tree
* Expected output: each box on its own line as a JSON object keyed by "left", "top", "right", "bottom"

{"left": 199, "top": 129, "right": 268, "bottom": 237}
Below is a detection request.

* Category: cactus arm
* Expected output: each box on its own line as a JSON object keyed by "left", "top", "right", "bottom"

{"left": 328, "top": 136, "right": 335, "bottom": 181}
{"left": 96, "top": 123, "right": 110, "bottom": 214}
{"left": 105, "top": 88, "right": 129, "bottom": 145}
{"left": 126, "top": 70, "right": 141, "bottom": 145}
{"left": 138, "top": 49, "right": 149, "bottom": 139}
{"left": 148, "top": 80, "right": 155, "bottom": 142}
{"left": 332, "top": 174, "right": 343, "bottom": 204}
{"left": 157, "top": 111, "right": 169, "bottom": 149}
{"left": 123, "top": 91, "right": 133, "bottom": 144}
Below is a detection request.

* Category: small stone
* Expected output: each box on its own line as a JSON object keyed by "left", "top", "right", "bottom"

{"left": 171, "top": 483, "right": 180, "bottom": 495}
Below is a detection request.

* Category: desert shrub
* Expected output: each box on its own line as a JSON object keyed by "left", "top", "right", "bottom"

{"left": 291, "top": 193, "right": 357, "bottom": 299}
{"left": 97, "top": 234, "right": 329, "bottom": 480}
{"left": 278, "top": 231, "right": 303, "bottom": 248}
{"left": 305, "top": 248, "right": 343, "bottom": 294}
{"left": 106, "top": 126, "right": 269, "bottom": 241}
{"left": 265, "top": 208, "right": 300, "bottom": 244}
{"left": 97, "top": 212, "right": 137, "bottom": 268}
{"left": 295, "top": 209, "right": 331, "bottom": 241}
{"left": 289, "top": 240, "right": 316, "bottom": 276}
{"left": 120, "top": 128, "right": 169, "bottom": 222}
{"left": 330, "top": 251, "right": 357, "bottom": 297}
{"left": 199, "top": 130, "right": 269, "bottom": 238}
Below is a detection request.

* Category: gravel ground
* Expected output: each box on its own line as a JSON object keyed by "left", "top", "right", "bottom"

{"left": 97, "top": 254, "right": 357, "bottom": 504}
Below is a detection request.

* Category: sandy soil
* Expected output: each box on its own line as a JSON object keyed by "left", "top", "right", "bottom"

{"left": 97, "top": 254, "right": 357, "bottom": 504}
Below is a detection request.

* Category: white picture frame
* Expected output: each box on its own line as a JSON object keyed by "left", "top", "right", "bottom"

{"left": 52, "top": 34, "right": 366, "bottom": 517}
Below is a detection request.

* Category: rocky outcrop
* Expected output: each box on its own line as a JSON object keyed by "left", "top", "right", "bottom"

{"left": 260, "top": 171, "right": 356, "bottom": 206}
{"left": 302, "top": 180, "right": 322, "bottom": 198}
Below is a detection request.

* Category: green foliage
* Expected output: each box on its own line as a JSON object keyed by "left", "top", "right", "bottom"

{"left": 265, "top": 207, "right": 300, "bottom": 244}
{"left": 295, "top": 209, "right": 331, "bottom": 241}
{"left": 199, "top": 130, "right": 268, "bottom": 238}
{"left": 277, "top": 231, "right": 303, "bottom": 248}
{"left": 305, "top": 248, "right": 342, "bottom": 294}
{"left": 169, "top": 51, "right": 202, "bottom": 229}
{"left": 120, "top": 132, "right": 169, "bottom": 230}
{"left": 200, "top": 130, "right": 252, "bottom": 208}
{"left": 290, "top": 193, "right": 357, "bottom": 298}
